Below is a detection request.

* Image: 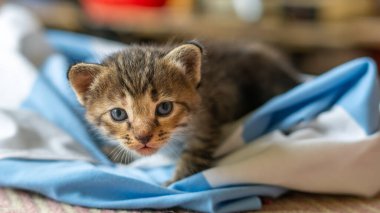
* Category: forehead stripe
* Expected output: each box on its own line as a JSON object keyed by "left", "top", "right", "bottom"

{"left": 151, "top": 89, "right": 158, "bottom": 102}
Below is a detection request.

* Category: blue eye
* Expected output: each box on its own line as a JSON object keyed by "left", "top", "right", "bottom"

{"left": 110, "top": 108, "right": 128, "bottom": 121}
{"left": 156, "top": 102, "right": 173, "bottom": 116}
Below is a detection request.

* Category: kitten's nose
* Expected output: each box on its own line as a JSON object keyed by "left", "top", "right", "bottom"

{"left": 135, "top": 134, "right": 153, "bottom": 144}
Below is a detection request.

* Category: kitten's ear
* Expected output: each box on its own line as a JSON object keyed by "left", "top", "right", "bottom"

{"left": 67, "top": 63, "right": 104, "bottom": 105}
{"left": 164, "top": 41, "right": 203, "bottom": 86}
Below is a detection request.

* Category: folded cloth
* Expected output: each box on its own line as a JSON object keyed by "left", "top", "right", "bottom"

{"left": 0, "top": 4, "right": 380, "bottom": 213}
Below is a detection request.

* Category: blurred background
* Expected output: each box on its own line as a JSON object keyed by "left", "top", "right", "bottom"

{"left": 4, "top": 0, "right": 380, "bottom": 74}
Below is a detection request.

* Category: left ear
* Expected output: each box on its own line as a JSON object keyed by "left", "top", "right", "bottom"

{"left": 164, "top": 41, "right": 203, "bottom": 86}
{"left": 67, "top": 63, "right": 104, "bottom": 105}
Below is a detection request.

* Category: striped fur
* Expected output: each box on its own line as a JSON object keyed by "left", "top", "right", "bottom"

{"left": 68, "top": 41, "right": 298, "bottom": 183}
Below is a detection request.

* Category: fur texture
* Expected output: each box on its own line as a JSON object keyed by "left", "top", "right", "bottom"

{"left": 67, "top": 41, "right": 299, "bottom": 184}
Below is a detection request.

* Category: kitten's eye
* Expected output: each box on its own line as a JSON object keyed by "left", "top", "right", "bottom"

{"left": 156, "top": 102, "right": 173, "bottom": 116}
{"left": 110, "top": 108, "right": 128, "bottom": 121}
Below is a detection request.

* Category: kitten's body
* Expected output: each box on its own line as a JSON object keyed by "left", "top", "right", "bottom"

{"left": 68, "top": 41, "right": 298, "bottom": 184}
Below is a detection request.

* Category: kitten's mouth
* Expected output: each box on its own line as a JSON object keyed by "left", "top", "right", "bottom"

{"left": 137, "top": 145, "right": 158, "bottom": 156}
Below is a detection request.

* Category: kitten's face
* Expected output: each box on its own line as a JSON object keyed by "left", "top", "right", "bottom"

{"left": 68, "top": 43, "right": 202, "bottom": 156}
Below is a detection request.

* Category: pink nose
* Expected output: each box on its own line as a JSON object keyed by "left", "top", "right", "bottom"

{"left": 135, "top": 134, "right": 153, "bottom": 144}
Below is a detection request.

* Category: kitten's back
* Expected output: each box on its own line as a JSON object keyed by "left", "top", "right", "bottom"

{"left": 198, "top": 42, "right": 299, "bottom": 123}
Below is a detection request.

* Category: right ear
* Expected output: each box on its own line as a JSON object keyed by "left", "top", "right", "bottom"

{"left": 164, "top": 42, "right": 203, "bottom": 87}
{"left": 67, "top": 63, "right": 104, "bottom": 105}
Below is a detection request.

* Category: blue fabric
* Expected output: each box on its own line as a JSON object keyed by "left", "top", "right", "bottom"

{"left": 45, "top": 30, "right": 97, "bottom": 63}
{"left": 242, "top": 57, "right": 379, "bottom": 141}
{"left": 0, "top": 159, "right": 286, "bottom": 212}
{"left": 0, "top": 30, "right": 379, "bottom": 212}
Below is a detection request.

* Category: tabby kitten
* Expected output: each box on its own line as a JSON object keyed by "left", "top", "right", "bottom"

{"left": 68, "top": 41, "right": 298, "bottom": 185}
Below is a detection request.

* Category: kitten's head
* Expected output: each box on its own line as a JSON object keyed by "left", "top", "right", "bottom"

{"left": 68, "top": 42, "right": 203, "bottom": 156}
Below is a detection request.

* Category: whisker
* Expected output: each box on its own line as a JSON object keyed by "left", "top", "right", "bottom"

{"left": 107, "top": 145, "right": 120, "bottom": 158}
{"left": 109, "top": 146, "right": 120, "bottom": 161}
{"left": 122, "top": 150, "right": 128, "bottom": 164}
{"left": 113, "top": 145, "right": 124, "bottom": 162}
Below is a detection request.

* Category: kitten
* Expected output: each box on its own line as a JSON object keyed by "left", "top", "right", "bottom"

{"left": 67, "top": 41, "right": 299, "bottom": 185}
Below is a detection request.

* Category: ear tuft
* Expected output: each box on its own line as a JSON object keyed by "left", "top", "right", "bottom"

{"left": 67, "top": 63, "right": 104, "bottom": 105}
{"left": 164, "top": 42, "right": 203, "bottom": 86}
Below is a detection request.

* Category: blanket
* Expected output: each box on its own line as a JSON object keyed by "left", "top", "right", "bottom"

{"left": 1, "top": 4, "right": 380, "bottom": 213}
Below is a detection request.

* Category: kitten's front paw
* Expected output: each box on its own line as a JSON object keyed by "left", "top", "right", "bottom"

{"left": 163, "top": 152, "right": 213, "bottom": 187}
{"left": 163, "top": 178, "right": 177, "bottom": 187}
{"left": 162, "top": 172, "right": 186, "bottom": 186}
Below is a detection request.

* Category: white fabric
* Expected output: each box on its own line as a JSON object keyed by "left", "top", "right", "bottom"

{"left": 0, "top": 4, "right": 39, "bottom": 109}
{"left": 0, "top": 109, "right": 95, "bottom": 162}
{"left": 204, "top": 106, "right": 380, "bottom": 197}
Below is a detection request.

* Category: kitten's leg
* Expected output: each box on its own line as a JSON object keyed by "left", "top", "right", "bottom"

{"left": 165, "top": 114, "right": 220, "bottom": 185}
